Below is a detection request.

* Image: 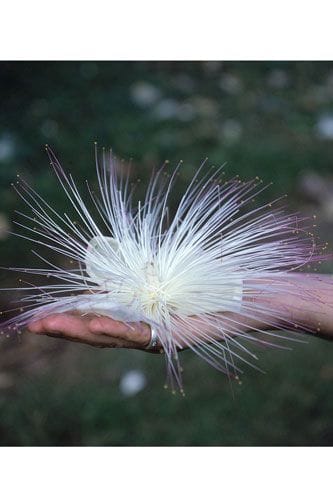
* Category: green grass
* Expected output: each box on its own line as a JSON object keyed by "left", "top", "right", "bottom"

{"left": 0, "top": 334, "right": 332, "bottom": 446}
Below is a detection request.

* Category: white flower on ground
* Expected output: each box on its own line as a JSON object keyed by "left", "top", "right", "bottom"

{"left": 0, "top": 134, "right": 15, "bottom": 161}
{"left": 119, "top": 370, "right": 147, "bottom": 397}
{"left": 315, "top": 114, "right": 333, "bottom": 140}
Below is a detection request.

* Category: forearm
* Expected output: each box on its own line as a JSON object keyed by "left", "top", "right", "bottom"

{"left": 249, "top": 273, "right": 333, "bottom": 339}
{"left": 173, "top": 273, "right": 333, "bottom": 348}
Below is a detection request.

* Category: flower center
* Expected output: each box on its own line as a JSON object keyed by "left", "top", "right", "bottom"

{"left": 141, "top": 262, "right": 166, "bottom": 309}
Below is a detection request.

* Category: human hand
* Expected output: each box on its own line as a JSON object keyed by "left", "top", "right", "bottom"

{"left": 28, "top": 313, "right": 154, "bottom": 350}
{"left": 26, "top": 310, "right": 252, "bottom": 352}
{"left": 27, "top": 273, "right": 333, "bottom": 351}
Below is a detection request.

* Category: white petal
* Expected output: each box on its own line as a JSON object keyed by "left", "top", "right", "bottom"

{"left": 85, "top": 235, "right": 122, "bottom": 283}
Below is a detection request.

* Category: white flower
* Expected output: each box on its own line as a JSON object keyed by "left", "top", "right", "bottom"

{"left": 1, "top": 147, "right": 322, "bottom": 390}
{"left": 119, "top": 370, "right": 147, "bottom": 397}
{"left": 315, "top": 114, "right": 333, "bottom": 140}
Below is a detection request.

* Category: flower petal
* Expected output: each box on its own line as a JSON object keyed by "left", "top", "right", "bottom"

{"left": 85, "top": 235, "right": 122, "bottom": 284}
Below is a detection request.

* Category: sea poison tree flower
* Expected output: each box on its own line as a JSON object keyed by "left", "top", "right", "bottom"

{"left": 0, "top": 147, "right": 325, "bottom": 390}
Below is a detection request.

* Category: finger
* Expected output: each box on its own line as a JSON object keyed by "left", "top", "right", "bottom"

{"left": 28, "top": 313, "right": 149, "bottom": 349}
{"left": 88, "top": 316, "right": 151, "bottom": 347}
{"left": 28, "top": 319, "right": 44, "bottom": 333}
{"left": 29, "top": 314, "right": 90, "bottom": 336}
{"left": 28, "top": 314, "right": 120, "bottom": 347}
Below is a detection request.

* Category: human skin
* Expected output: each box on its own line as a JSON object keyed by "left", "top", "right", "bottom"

{"left": 27, "top": 273, "right": 333, "bottom": 349}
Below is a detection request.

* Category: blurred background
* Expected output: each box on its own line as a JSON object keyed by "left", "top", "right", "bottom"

{"left": 0, "top": 61, "right": 332, "bottom": 446}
